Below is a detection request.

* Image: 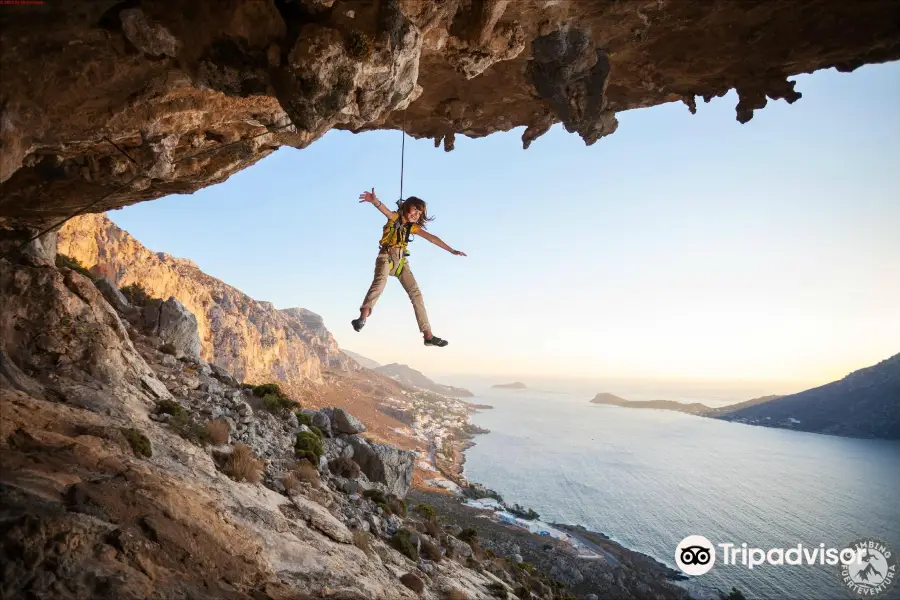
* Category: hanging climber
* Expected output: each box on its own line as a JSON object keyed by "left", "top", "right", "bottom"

{"left": 352, "top": 188, "right": 466, "bottom": 347}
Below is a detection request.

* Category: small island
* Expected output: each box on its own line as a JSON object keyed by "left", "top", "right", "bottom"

{"left": 492, "top": 381, "right": 527, "bottom": 389}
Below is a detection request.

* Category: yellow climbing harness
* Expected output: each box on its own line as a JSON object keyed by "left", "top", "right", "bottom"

{"left": 379, "top": 214, "right": 416, "bottom": 276}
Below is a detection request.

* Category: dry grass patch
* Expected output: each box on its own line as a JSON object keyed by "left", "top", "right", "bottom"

{"left": 447, "top": 590, "right": 470, "bottom": 600}
{"left": 206, "top": 419, "right": 229, "bottom": 445}
{"left": 224, "top": 444, "right": 263, "bottom": 483}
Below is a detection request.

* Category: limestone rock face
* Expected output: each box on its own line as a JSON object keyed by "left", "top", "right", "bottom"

{"left": 153, "top": 297, "right": 203, "bottom": 360}
{"left": 333, "top": 407, "right": 368, "bottom": 435}
{"left": 57, "top": 213, "right": 357, "bottom": 386}
{"left": 346, "top": 436, "right": 415, "bottom": 498}
{"left": 1, "top": 1, "right": 899, "bottom": 227}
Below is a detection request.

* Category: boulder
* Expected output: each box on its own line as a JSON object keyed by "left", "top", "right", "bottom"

{"left": 310, "top": 410, "right": 332, "bottom": 437}
{"left": 209, "top": 362, "right": 238, "bottom": 387}
{"left": 94, "top": 278, "right": 130, "bottom": 313}
{"left": 156, "top": 297, "right": 202, "bottom": 360}
{"left": 333, "top": 408, "right": 367, "bottom": 434}
{"left": 289, "top": 493, "right": 352, "bottom": 543}
{"left": 346, "top": 436, "right": 415, "bottom": 498}
{"left": 442, "top": 534, "right": 473, "bottom": 559}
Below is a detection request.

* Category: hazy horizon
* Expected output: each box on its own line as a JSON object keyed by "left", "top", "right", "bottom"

{"left": 108, "top": 61, "right": 900, "bottom": 391}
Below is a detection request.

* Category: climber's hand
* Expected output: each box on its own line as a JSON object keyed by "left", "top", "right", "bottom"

{"left": 359, "top": 188, "right": 378, "bottom": 204}
{"left": 452, "top": 249, "right": 467, "bottom": 257}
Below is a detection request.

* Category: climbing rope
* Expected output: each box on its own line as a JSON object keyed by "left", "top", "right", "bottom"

{"left": 6, "top": 122, "right": 296, "bottom": 256}
{"left": 399, "top": 110, "right": 407, "bottom": 203}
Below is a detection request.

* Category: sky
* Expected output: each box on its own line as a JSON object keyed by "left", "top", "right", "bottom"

{"left": 108, "top": 61, "right": 900, "bottom": 394}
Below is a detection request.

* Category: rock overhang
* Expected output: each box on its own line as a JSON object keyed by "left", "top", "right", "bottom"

{"left": 1, "top": 0, "right": 898, "bottom": 229}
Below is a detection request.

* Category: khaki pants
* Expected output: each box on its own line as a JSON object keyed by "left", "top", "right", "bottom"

{"left": 360, "top": 248, "right": 431, "bottom": 333}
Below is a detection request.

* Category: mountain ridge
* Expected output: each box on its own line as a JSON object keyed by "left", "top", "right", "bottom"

{"left": 374, "top": 363, "right": 474, "bottom": 398}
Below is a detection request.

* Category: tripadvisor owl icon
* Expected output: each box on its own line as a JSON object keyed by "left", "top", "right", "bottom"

{"left": 841, "top": 538, "right": 897, "bottom": 598}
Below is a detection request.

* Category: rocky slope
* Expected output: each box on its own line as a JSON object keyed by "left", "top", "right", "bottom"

{"left": 2, "top": 1, "right": 899, "bottom": 229}
{"left": 714, "top": 352, "right": 900, "bottom": 439}
{"left": 57, "top": 212, "right": 355, "bottom": 387}
{"left": 1, "top": 239, "right": 701, "bottom": 600}
{"left": 0, "top": 250, "right": 489, "bottom": 599}
{"left": 376, "top": 363, "right": 474, "bottom": 397}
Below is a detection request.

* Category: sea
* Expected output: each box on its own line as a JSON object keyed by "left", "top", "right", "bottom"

{"left": 450, "top": 383, "right": 900, "bottom": 600}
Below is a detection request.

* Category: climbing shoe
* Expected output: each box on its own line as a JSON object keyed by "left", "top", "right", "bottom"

{"left": 351, "top": 318, "right": 366, "bottom": 332}
{"left": 424, "top": 336, "right": 448, "bottom": 347}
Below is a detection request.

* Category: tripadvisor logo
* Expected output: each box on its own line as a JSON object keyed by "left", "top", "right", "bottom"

{"left": 841, "top": 538, "right": 897, "bottom": 598}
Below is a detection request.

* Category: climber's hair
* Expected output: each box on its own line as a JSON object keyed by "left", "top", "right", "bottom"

{"left": 398, "top": 196, "right": 433, "bottom": 230}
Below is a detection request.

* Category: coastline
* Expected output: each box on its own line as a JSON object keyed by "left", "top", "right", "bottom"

{"left": 411, "top": 397, "right": 727, "bottom": 600}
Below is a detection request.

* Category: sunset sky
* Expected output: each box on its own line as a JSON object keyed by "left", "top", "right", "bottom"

{"left": 109, "top": 61, "right": 900, "bottom": 394}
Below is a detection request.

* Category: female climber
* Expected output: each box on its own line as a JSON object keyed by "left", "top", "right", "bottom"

{"left": 352, "top": 188, "right": 466, "bottom": 347}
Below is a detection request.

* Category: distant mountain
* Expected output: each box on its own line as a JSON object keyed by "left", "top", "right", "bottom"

{"left": 343, "top": 349, "right": 380, "bottom": 370}
{"left": 492, "top": 381, "right": 526, "bottom": 389}
{"left": 374, "top": 363, "right": 473, "bottom": 397}
{"left": 714, "top": 353, "right": 900, "bottom": 439}
{"left": 590, "top": 393, "right": 714, "bottom": 414}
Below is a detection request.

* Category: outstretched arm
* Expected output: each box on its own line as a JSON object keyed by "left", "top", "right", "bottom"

{"left": 417, "top": 230, "right": 467, "bottom": 256}
{"left": 359, "top": 188, "right": 396, "bottom": 219}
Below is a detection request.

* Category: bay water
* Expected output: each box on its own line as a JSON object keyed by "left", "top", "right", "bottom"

{"left": 458, "top": 387, "right": 900, "bottom": 600}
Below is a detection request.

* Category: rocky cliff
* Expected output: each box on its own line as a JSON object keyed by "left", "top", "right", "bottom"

{"left": 2, "top": 1, "right": 899, "bottom": 229}
{"left": 57, "top": 212, "right": 355, "bottom": 386}
{"left": 0, "top": 252, "right": 530, "bottom": 600}
{"left": 714, "top": 352, "right": 900, "bottom": 439}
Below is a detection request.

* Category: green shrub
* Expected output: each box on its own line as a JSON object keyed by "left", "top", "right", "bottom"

{"left": 457, "top": 528, "right": 478, "bottom": 543}
{"left": 295, "top": 430, "right": 323, "bottom": 463}
{"left": 156, "top": 399, "right": 187, "bottom": 419}
{"left": 295, "top": 411, "right": 313, "bottom": 427}
{"left": 56, "top": 253, "right": 93, "bottom": 279}
{"left": 392, "top": 529, "right": 419, "bottom": 561}
{"left": 252, "top": 383, "right": 283, "bottom": 397}
{"left": 721, "top": 588, "right": 747, "bottom": 600}
{"left": 262, "top": 392, "right": 295, "bottom": 413}
{"left": 414, "top": 503, "right": 436, "bottom": 521}
{"left": 486, "top": 582, "right": 507, "bottom": 599}
{"left": 120, "top": 282, "right": 151, "bottom": 306}
{"left": 121, "top": 427, "right": 152, "bottom": 458}
{"left": 309, "top": 425, "right": 323, "bottom": 439}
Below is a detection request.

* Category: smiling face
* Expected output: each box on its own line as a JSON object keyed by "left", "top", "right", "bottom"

{"left": 404, "top": 204, "right": 423, "bottom": 223}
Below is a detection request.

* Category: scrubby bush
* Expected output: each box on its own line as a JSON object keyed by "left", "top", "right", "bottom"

{"left": 56, "top": 253, "right": 94, "bottom": 279}
{"left": 392, "top": 529, "right": 419, "bottom": 561}
{"left": 252, "top": 383, "right": 283, "bottom": 397}
{"left": 457, "top": 528, "right": 478, "bottom": 543}
{"left": 295, "top": 411, "right": 313, "bottom": 427}
{"left": 507, "top": 503, "right": 539, "bottom": 520}
{"left": 721, "top": 588, "right": 747, "bottom": 600}
{"left": 155, "top": 399, "right": 187, "bottom": 419}
{"left": 121, "top": 427, "right": 151, "bottom": 458}
{"left": 263, "top": 392, "right": 295, "bottom": 413}
{"left": 309, "top": 425, "right": 324, "bottom": 439}
{"left": 120, "top": 282, "right": 151, "bottom": 306}
{"left": 414, "top": 503, "right": 436, "bottom": 520}
{"left": 486, "top": 582, "right": 508, "bottom": 599}
{"left": 387, "top": 495, "right": 407, "bottom": 518}
{"left": 424, "top": 518, "right": 441, "bottom": 539}
{"left": 295, "top": 430, "right": 324, "bottom": 464}
{"left": 224, "top": 444, "right": 263, "bottom": 483}
{"left": 399, "top": 573, "right": 424, "bottom": 594}
{"left": 328, "top": 456, "right": 361, "bottom": 478}
{"left": 446, "top": 590, "right": 469, "bottom": 600}
{"left": 206, "top": 419, "right": 230, "bottom": 445}
{"left": 363, "top": 488, "right": 387, "bottom": 504}
{"left": 283, "top": 461, "right": 319, "bottom": 493}
{"left": 421, "top": 537, "right": 442, "bottom": 562}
